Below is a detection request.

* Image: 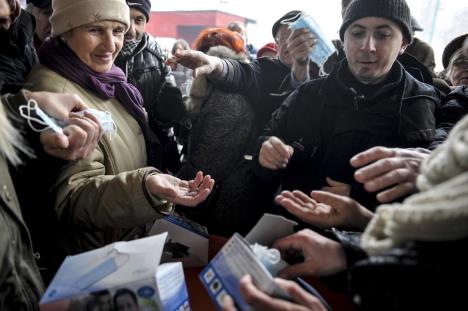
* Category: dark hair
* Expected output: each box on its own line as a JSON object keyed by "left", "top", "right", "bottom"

{"left": 193, "top": 28, "right": 246, "bottom": 54}
{"left": 172, "top": 39, "right": 190, "bottom": 55}
{"left": 113, "top": 288, "right": 138, "bottom": 308}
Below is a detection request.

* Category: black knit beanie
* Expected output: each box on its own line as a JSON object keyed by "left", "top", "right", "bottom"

{"left": 442, "top": 33, "right": 468, "bottom": 69}
{"left": 339, "top": 0, "right": 412, "bottom": 44}
{"left": 127, "top": 0, "right": 151, "bottom": 22}
{"left": 272, "top": 10, "right": 303, "bottom": 39}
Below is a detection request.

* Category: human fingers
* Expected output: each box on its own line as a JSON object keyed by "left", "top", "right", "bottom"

{"left": 66, "top": 115, "right": 100, "bottom": 158}
{"left": 240, "top": 275, "right": 311, "bottom": 311}
{"left": 259, "top": 138, "right": 290, "bottom": 169}
{"left": 376, "top": 181, "right": 417, "bottom": 203}
{"left": 222, "top": 295, "right": 237, "bottom": 311}
{"left": 275, "top": 278, "right": 327, "bottom": 311}
{"left": 350, "top": 146, "right": 396, "bottom": 168}
{"left": 40, "top": 131, "right": 70, "bottom": 157}
{"left": 362, "top": 166, "right": 417, "bottom": 193}
{"left": 354, "top": 156, "right": 407, "bottom": 184}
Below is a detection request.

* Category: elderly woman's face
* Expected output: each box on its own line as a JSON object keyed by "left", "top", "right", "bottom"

{"left": 64, "top": 21, "right": 126, "bottom": 73}
{"left": 448, "top": 51, "right": 468, "bottom": 86}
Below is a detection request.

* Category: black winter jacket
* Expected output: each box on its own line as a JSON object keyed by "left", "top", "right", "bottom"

{"left": 115, "top": 33, "right": 180, "bottom": 172}
{"left": 329, "top": 229, "right": 468, "bottom": 310}
{"left": 255, "top": 60, "right": 439, "bottom": 210}
{"left": 430, "top": 85, "right": 468, "bottom": 149}
{"left": 211, "top": 57, "right": 296, "bottom": 133}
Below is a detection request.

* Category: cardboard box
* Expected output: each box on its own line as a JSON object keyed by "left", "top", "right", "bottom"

{"left": 40, "top": 233, "right": 191, "bottom": 311}
{"left": 148, "top": 214, "right": 209, "bottom": 268}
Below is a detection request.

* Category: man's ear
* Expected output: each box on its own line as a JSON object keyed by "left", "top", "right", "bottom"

{"left": 399, "top": 42, "right": 409, "bottom": 55}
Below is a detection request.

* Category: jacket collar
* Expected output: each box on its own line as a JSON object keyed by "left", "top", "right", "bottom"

{"left": 322, "top": 58, "right": 404, "bottom": 102}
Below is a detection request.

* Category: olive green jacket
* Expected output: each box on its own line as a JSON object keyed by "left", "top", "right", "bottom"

{"left": 0, "top": 95, "right": 43, "bottom": 310}
{"left": 27, "top": 66, "right": 172, "bottom": 254}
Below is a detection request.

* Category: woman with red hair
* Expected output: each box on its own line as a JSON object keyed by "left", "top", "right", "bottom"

{"left": 193, "top": 27, "right": 247, "bottom": 57}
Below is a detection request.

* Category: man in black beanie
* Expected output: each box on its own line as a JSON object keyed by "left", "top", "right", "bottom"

{"left": 253, "top": 0, "right": 438, "bottom": 214}
{"left": 221, "top": 1, "right": 441, "bottom": 308}
{"left": 115, "top": 0, "right": 184, "bottom": 173}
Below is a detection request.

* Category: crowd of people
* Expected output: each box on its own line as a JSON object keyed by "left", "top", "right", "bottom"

{"left": 1, "top": 0, "right": 467, "bottom": 309}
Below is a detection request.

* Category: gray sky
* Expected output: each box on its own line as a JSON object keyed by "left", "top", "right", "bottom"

{"left": 152, "top": 0, "right": 468, "bottom": 71}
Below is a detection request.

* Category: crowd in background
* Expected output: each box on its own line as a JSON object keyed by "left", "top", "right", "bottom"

{"left": 1, "top": 0, "right": 468, "bottom": 309}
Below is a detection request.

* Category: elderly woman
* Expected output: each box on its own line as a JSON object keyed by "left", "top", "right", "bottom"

{"left": 443, "top": 33, "right": 468, "bottom": 87}
{"left": 27, "top": 0, "right": 214, "bottom": 255}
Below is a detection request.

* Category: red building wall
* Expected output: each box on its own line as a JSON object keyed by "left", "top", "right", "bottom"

{"left": 146, "top": 11, "right": 255, "bottom": 46}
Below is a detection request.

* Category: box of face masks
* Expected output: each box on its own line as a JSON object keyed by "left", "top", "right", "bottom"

{"left": 39, "top": 233, "right": 191, "bottom": 311}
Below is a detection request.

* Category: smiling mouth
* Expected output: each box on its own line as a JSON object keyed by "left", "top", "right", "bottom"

{"left": 94, "top": 55, "right": 113, "bottom": 63}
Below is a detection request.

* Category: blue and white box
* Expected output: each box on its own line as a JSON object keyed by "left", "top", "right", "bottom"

{"left": 40, "top": 233, "right": 190, "bottom": 311}
{"left": 199, "top": 214, "right": 298, "bottom": 310}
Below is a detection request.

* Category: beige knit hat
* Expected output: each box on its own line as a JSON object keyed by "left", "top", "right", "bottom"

{"left": 50, "top": 0, "right": 130, "bottom": 37}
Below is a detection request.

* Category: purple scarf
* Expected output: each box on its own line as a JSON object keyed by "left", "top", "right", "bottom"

{"left": 38, "top": 38, "right": 156, "bottom": 142}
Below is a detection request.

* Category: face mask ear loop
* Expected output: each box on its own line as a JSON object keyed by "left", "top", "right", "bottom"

{"left": 19, "top": 99, "right": 51, "bottom": 132}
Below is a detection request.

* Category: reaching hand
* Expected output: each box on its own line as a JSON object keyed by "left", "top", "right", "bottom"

{"left": 259, "top": 136, "right": 294, "bottom": 170}
{"left": 276, "top": 190, "right": 373, "bottom": 230}
{"left": 351, "top": 146, "right": 429, "bottom": 203}
{"left": 287, "top": 28, "right": 317, "bottom": 81}
{"left": 29, "top": 92, "right": 103, "bottom": 161}
{"left": 166, "top": 50, "right": 224, "bottom": 78}
{"left": 145, "top": 171, "right": 215, "bottom": 206}
{"left": 273, "top": 229, "right": 347, "bottom": 279}
{"left": 222, "top": 275, "right": 326, "bottom": 311}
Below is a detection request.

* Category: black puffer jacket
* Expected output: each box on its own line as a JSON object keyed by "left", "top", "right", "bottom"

{"left": 255, "top": 60, "right": 439, "bottom": 210}
{"left": 115, "top": 33, "right": 181, "bottom": 172}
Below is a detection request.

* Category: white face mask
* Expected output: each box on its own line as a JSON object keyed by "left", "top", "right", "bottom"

{"left": 19, "top": 99, "right": 65, "bottom": 134}
{"left": 75, "top": 108, "right": 117, "bottom": 136}
{"left": 19, "top": 100, "right": 117, "bottom": 139}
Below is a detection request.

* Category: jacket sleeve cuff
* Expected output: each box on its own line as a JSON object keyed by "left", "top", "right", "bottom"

{"left": 142, "top": 169, "right": 175, "bottom": 215}
{"left": 330, "top": 228, "right": 368, "bottom": 268}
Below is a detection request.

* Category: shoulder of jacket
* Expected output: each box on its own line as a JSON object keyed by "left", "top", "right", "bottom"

{"left": 28, "top": 65, "right": 70, "bottom": 93}
{"left": 144, "top": 34, "right": 165, "bottom": 59}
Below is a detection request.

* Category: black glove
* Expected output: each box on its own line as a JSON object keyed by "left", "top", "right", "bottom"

{"left": 155, "top": 82, "right": 186, "bottom": 127}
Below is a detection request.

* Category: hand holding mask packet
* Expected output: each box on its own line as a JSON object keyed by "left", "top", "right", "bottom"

{"left": 251, "top": 243, "right": 288, "bottom": 277}
{"left": 20, "top": 100, "right": 117, "bottom": 138}
{"left": 282, "top": 12, "right": 335, "bottom": 66}
{"left": 75, "top": 108, "right": 117, "bottom": 137}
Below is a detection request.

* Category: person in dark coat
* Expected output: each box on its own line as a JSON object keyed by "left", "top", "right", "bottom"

{"left": 176, "top": 28, "right": 266, "bottom": 236}
{"left": 167, "top": 10, "right": 318, "bottom": 135}
{"left": 224, "top": 111, "right": 468, "bottom": 311}
{"left": 255, "top": 0, "right": 438, "bottom": 211}
{"left": 114, "top": 0, "right": 184, "bottom": 173}
{"left": 25, "top": 0, "right": 52, "bottom": 50}
{"left": 405, "top": 16, "right": 436, "bottom": 74}
{"left": 0, "top": 0, "right": 37, "bottom": 94}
